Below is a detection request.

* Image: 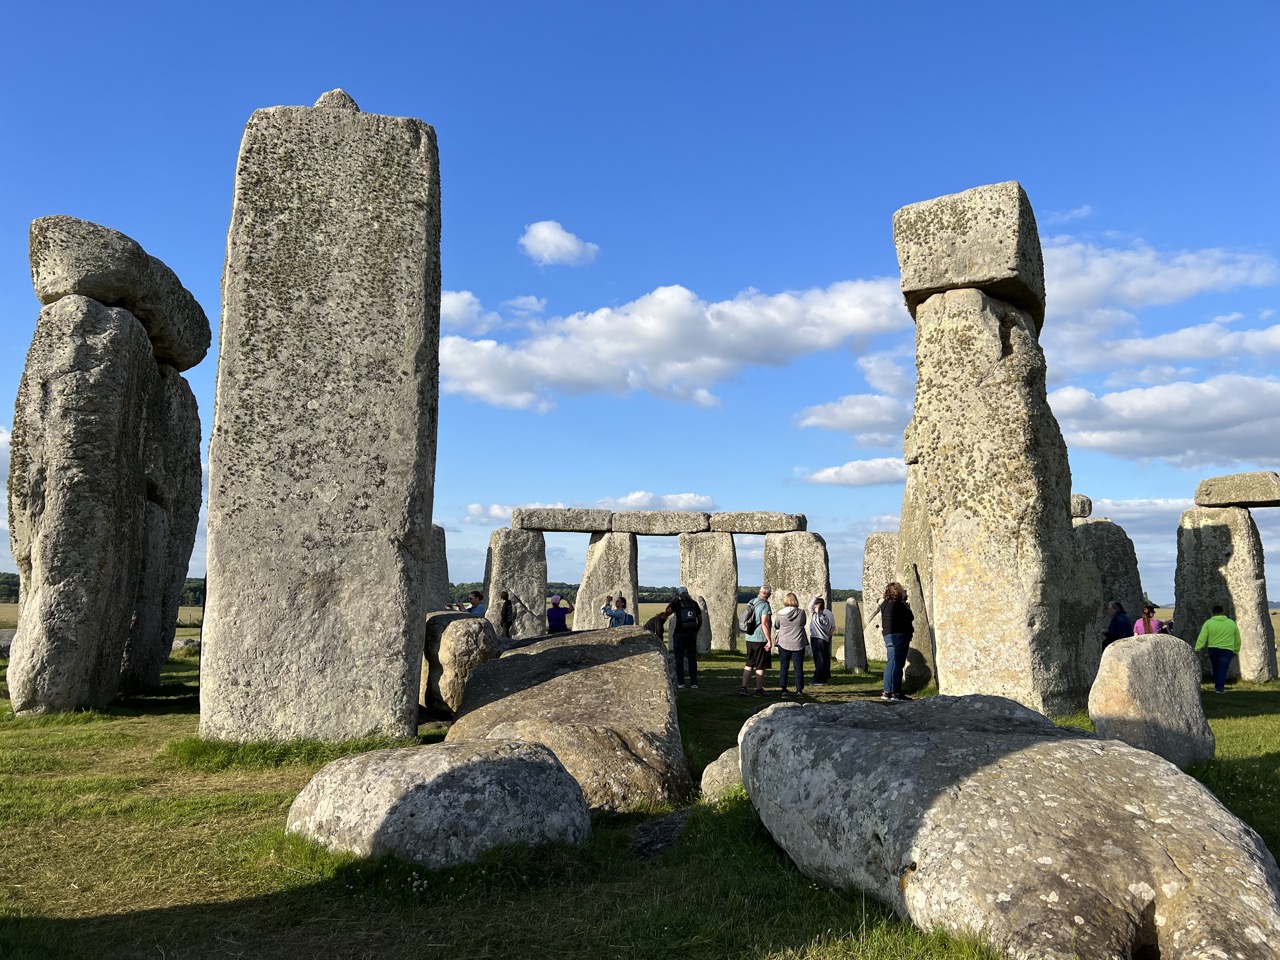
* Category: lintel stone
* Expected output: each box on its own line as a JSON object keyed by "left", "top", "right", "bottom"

{"left": 710, "top": 512, "right": 806, "bottom": 534}
{"left": 1194, "top": 471, "right": 1280, "bottom": 508}
{"left": 512, "top": 507, "right": 612, "bottom": 533}
{"left": 611, "top": 511, "right": 710, "bottom": 535}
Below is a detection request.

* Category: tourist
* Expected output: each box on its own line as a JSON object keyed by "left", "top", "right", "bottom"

{"left": 880, "top": 581, "right": 914, "bottom": 702}
{"left": 1132, "top": 604, "right": 1165, "bottom": 636}
{"left": 601, "top": 595, "right": 635, "bottom": 628}
{"left": 643, "top": 609, "right": 670, "bottom": 637}
{"left": 666, "top": 587, "right": 703, "bottom": 689}
{"left": 1195, "top": 605, "right": 1241, "bottom": 694}
{"left": 808, "top": 595, "right": 836, "bottom": 685}
{"left": 498, "top": 590, "right": 514, "bottom": 639}
{"left": 546, "top": 594, "right": 574, "bottom": 633}
{"left": 740, "top": 585, "right": 774, "bottom": 697}
{"left": 774, "top": 592, "right": 808, "bottom": 696}
{"left": 451, "top": 590, "right": 486, "bottom": 617}
{"left": 1102, "top": 601, "right": 1132, "bottom": 648}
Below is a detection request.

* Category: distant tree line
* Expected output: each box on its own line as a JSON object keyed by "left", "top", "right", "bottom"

{"left": 0, "top": 573, "right": 18, "bottom": 604}
{"left": 180, "top": 579, "right": 206, "bottom": 607}
{"left": 448, "top": 581, "right": 860, "bottom": 605}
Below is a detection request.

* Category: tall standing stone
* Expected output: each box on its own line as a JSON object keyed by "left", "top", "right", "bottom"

{"left": 201, "top": 90, "right": 441, "bottom": 742}
{"left": 861, "top": 531, "right": 897, "bottom": 662}
{"left": 679, "top": 532, "right": 738, "bottom": 651}
{"left": 425, "top": 524, "right": 451, "bottom": 612}
{"left": 1073, "top": 517, "right": 1144, "bottom": 639}
{"left": 483, "top": 527, "right": 548, "bottom": 641}
{"left": 894, "top": 461, "right": 937, "bottom": 692}
{"left": 762, "top": 532, "right": 830, "bottom": 615}
{"left": 843, "top": 597, "right": 868, "bottom": 672}
{"left": 576, "top": 532, "right": 639, "bottom": 632}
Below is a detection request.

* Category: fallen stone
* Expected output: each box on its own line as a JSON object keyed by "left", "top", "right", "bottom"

{"left": 762, "top": 532, "right": 830, "bottom": 620}
{"left": 421, "top": 612, "right": 501, "bottom": 714}
{"left": 611, "top": 511, "right": 709, "bottom": 535}
{"left": 287, "top": 739, "right": 590, "bottom": 868}
{"left": 1195, "top": 471, "right": 1280, "bottom": 508}
{"left": 700, "top": 746, "right": 742, "bottom": 802}
{"left": 1071, "top": 493, "right": 1093, "bottom": 518}
{"left": 483, "top": 527, "right": 548, "bottom": 642}
{"left": 679, "top": 532, "right": 738, "bottom": 651}
{"left": 842, "top": 597, "right": 868, "bottom": 673}
{"left": 740, "top": 695, "right": 1280, "bottom": 960}
{"left": 511, "top": 507, "right": 611, "bottom": 533}
{"left": 709, "top": 511, "right": 806, "bottom": 534}
{"left": 630, "top": 809, "right": 693, "bottom": 859}
{"left": 1073, "top": 516, "right": 1145, "bottom": 642}
{"left": 861, "top": 531, "right": 897, "bottom": 662}
{"left": 424, "top": 524, "right": 451, "bottom": 612}
{"left": 1089, "top": 635, "right": 1215, "bottom": 769}
{"left": 575, "top": 532, "right": 639, "bottom": 632}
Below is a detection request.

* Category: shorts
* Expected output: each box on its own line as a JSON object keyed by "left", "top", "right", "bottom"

{"left": 745, "top": 641, "right": 771, "bottom": 671}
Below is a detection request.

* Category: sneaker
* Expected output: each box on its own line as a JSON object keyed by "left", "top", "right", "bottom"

{"left": 780, "top": 688, "right": 790, "bottom": 696}
{"left": 892, "top": 694, "right": 913, "bottom": 702}
{"left": 677, "top": 683, "right": 686, "bottom": 689}
{"left": 754, "top": 689, "right": 766, "bottom": 697}
{"left": 690, "top": 683, "right": 698, "bottom": 689}
{"left": 881, "top": 692, "right": 894, "bottom": 701}
{"left": 739, "top": 688, "right": 750, "bottom": 697}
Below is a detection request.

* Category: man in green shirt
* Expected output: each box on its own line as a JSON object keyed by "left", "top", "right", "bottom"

{"left": 1195, "top": 605, "right": 1242, "bottom": 693}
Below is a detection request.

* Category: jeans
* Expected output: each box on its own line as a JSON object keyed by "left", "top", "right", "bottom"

{"left": 779, "top": 648, "right": 805, "bottom": 693}
{"left": 1206, "top": 648, "right": 1235, "bottom": 692}
{"left": 884, "top": 633, "right": 912, "bottom": 695}
{"left": 672, "top": 631, "right": 698, "bottom": 685}
{"left": 810, "top": 636, "right": 831, "bottom": 682}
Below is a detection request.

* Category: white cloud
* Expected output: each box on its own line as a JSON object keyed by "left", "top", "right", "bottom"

{"left": 441, "top": 290, "right": 502, "bottom": 334}
{"left": 464, "top": 503, "right": 519, "bottom": 525}
{"left": 796, "top": 394, "right": 911, "bottom": 443}
{"left": 518, "top": 220, "right": 600, "bottom": 266}
{"left": 1046, "top": 205, "right": 1094, "bottom": 224}
{"left": 857, "top": 353, "right": 915, "bottom": 398}
{"left": 801, "top": 458, "right": 908, "bottom": 487}
{"left": 595, "top": 491, "right": 716, "bottom": 511}
{"left": 502, "top": 295, "right": 547, "bottom": 317}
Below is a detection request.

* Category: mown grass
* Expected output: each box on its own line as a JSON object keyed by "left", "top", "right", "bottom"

{"left": 1, "top": 648, "right": 1277, "bottom": 959}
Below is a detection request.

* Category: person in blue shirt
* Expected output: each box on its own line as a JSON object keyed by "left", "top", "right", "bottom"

{"left": 601, "top": 595, "right": 635, "bottom": 628}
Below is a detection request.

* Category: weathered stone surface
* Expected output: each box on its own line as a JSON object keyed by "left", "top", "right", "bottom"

{"left": 861, "top": 531, "right": 896, "bottom": 662}
{"left": 313, "top": 88, "right": 359, "bottom": 110}
{"left": 1195, "top": 471, "right": 1280, "bottom": 508}
{"left": 447, "top": 627, "right": 692, "bottom": 811}
{"left": 762, "top": 532, "right": 830, "bottom": 619}
{"left": 907, "top": 287, "right": 1099, "bottom": 714}
{"left": 709, "top": 511, "right": 805, "bottom": 534}
{"left": 420, "top": 612, "right": 500, "bottom": 714}
{"left": 1073, "top": 517, "right": 1144, "bottom": 641}
{"left": 892, "top": 180, "right": 1046, "bottom": 332}
{"left": 201, "top": 94, "right": 440, "bottom": 742}
{"left": 1175, "top": 506, "right": 1277, "bottom": 683}
{"left": 483, "top": 527, "right": 547, "bottom": 641}
{"left": 843, "top": 597, "right": 868, "bottom": 672}
{"left": 893, "top": 466, "right": 938, "bottom": 694}
{"left": 511, "top": 507, "right": 611, "bottom": 533}
{"left": 424, "top": 524, "right": 451, "bottom": 612}
{"left": 740, "top": 696, "right": 1280, "bottom": 960}
{"left": 287, "top": 739, "right": 590, "bottom": 868}
{"left": 611, "top": 511, "right": 709, "bottom": 535}
{"left": 700, "top": 746, "right": 742, "bottom": 802}
{"left": 575, "top": 532, "right": 639, "bottom": 632}
{"left": 1071, "top": 493, "right": 1093, "bottom": 518}
{"left": 679, "top": 532, "right": 738, "bottom": 651}
{"left": 29, "top": 216, "right": 211, "bottom": 371}
{"left": 7, "top": 296, "right": 155, "bottom": 713}
{"left": 1089, "top": 635, "right": 1215, "bottom": 769}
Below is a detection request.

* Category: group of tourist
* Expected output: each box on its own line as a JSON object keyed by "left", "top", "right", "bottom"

{"left": 737, "top": 585, "right": 837, "bottom": 697}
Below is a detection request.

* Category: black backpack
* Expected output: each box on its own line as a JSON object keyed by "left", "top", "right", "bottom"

{"left": 739, "top": 599, "right": 759, "bottom": 635}
{"left": 677, "top": 597, "right": 700, "bottom": 629}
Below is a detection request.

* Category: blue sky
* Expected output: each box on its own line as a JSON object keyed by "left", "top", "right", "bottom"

{"left": 2, "top": 2, "right": 1279, "bottom": 603}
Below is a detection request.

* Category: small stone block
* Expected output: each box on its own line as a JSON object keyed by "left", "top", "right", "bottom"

{"left": 1071, "top": 494, "right": 1093, "bottom": 518}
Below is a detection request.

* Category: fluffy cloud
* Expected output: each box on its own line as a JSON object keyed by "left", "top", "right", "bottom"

{"left": 464, "top": 503, "right": 517, "bottom": 525}
{"left": 441, "top": 290, "right": 502, "bottom": 334}
{"left": 796, "top": 394, "right": 911, "bottom": 442}
{"left": 594, "top": 491, "right": 716, "bottom": 511}
{"left": 857, "top": 353, "right": 915, "bottom": 398}
{"left": 502, "top": 295, "right": 547, "bottom": 317}
{"left": 1045, "top": 205, "right": 1094, "bottom": 224}
{"left": 801, "top": 458, "right": 908, "bottom": 487}
{"left": 518, "top": 221, "right": 600, "bottom": 266}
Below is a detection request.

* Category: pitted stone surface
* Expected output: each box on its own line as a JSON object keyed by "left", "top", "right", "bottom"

{"left": 894, "top": 467, "right": 938, "bottom": 693}
{"left": 424, "top": 524, "right": 451, "bottom": 612}
{"left": 201, "top": 95, "right": 440, "bottom": 742}
{"left": 700, "top": 746, "right": 742, "bottom": 802}
{"left": 843, "top": 597, "right": 868, "bottom": 672}
{"left": 680, "top": 532, "right": 737, "bottom": 651}
{"left": 709, "top": 512, "right": 806, "bottom": 534}
{"left": 612, "top": 511, "right": 709, "bottom": 535}
{"left": 483, "top": 527, "right": 547, "bottom": 641}
{"left": 1071, "top": 493, "right": 1093, "bottom": 518}
{"left": 1175, "top": 506, "right": 1277, "bottom": 683}
{"left": 421, "top": 612, "right": 500, "bottom": 714}
{"left": 575, "top": 532, "right": 639, "bottom": 632}
{"left": 861, "top": 531, "right": 897, "bottom": 663}
{"left": 1195, "top": 471, "right": 1280, "bottom": 508}
{"left": 740, "top": 696, "right": 1280, "bottom": 960}
{"left": 447, "top": 627, "right": 692, "bottom": 811}
{"left": 511, "top": 507, "right": 611, "bottom": 532}
{"left": 1073, "top": 517, "right": 1145, "bottom": 640}
{"left": 287, "top": 739, "right": 590, "bottom": 868}
{"left": 313, "top": 88, "right": 359, "bottom": 110}
{"left": 29, "top": 216, "right": 211, "bottom": 370}
{"left": 892, "top": 180, "right": 1046, "bottom": 331}
{"left": 1089, "top": 635, "right": 1215, "bottom": 769}
{"left": 763, "top": 532, "right": 830, "bottom": 619}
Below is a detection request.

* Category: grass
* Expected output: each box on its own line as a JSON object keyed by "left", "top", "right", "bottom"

{"left": 1, "top": 648, "right": 1278, "bottom": 959}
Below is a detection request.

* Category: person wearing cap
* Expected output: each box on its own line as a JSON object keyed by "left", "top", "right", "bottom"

{"left": 665, "top": 586, "right": 703, "bottom": 689}
{"left": 808, "top": 595, "right": 836, "bottom": 685}
{"left": 601, "top": 594, "right": 634, "bottom": 627}
{"left": 741, "top": 585, "right": 773, "bottom": 696}
{"left": 546, "top": 594, "right": 574, "bottom": 633}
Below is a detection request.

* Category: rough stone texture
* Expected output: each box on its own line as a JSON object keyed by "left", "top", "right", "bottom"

{"left": 574, "top": 532, "right": 639, "bottom": 632}
{"left": 693, "top": 595, "right": 713, "bottom": 653}
{"left": 907, "top": 287, "right": 1099, "bottom": 714}
{"left": 1073, "top": 517, "right": 1145, "bottom": 641}
{"left": 679, "top": 532, "right": 738, "bottom": 651}
{"left": 29, "top": 216, "right": 211, "bottom": 371}
{"left": 7, "top": 297, "right": 155, "bottom": 713}
{"left": 1196, "top": 471, "right": 1280, "bottom": 508}
{"left": 861, "top": 531, "right": 896, "bottom": 662}
{"left": 892, "top": 180, "right": 1046, "bottom": 332}
{"left": 740, "top": 696, "right": 1280, "bottom": 960}
{"left": 894, "top": 460, "right": 938, "bottom": 693}
{"left": 424, "top": 524, "right": 450, "bottom": 612}
{"left": 511, "top": 507, "right": 611, "bottom": 533}
{"left": 843, "top": 597, "right": 868, "bottom": 672}
{"left": 287, "top": 739, "right": 590, "bottom": 868}
{"left": 1089, "top": 635, "right": 1215, "bottom": 769}
{"left": 700, "top": 746, "right": 742, "bottom": 802}
{"left": 313, "top": 88, "right": 359, "bottom": 110}
{"left": 420, "top": 612, "right": 500, "bottom": 714}
{"left": 483, "top": 527, "right": 547, "bottom": 641}
{"left": 1175, "top": 506, "right": 1277, "bottom": 683}
{"left": 709, "top": 511, "right": 805, "bottom": 534}
{"left": 447, "top": 627, "right": 692, "bottom": 811}
{"left": 1071, "top": 493, "right": 1093, "bottom": 518}
{"left": 611, "top": 511, "right": 709, "bottom": 535}
{"left": 201, "top": 94, "right": 440, "bottom": 742}
{"left": 762, "top": 532, "right": 830, "bottom": 619}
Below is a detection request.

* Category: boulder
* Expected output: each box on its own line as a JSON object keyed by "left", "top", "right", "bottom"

{"left": 1071, "top": 493, "right": 1093, "bottom": 518}
{"left": 762, "top": 532, "right": 830, "bottom": 618}
{"left": 680, "top": 532, "right": 737, "bottom": 651}
{"left": 483, "top": 527, "right": 548, "bottom": 642}
{"left": 1195, "top": 471, "right": 1280, "bottom": 508}
{"left": 710, "top": 511, "right": 805, "bottom": 534}
{"left": 424, "top": 524, "right": 451, "bottom": 612}
{"left": 511, "top": 507, "right": 611, "bottom": 532}
{"left": 700, "top": 746, "right": 742, "bottom": 802}
{"left": 612, "top": 511, "right": 709, "bottom": 535}
{"left": 421, "top": 612, "right": 501, "bottom": 714}
{"left": 740, "top": 696, "right": 1280, "bottom": 960}
{"left": 575, "top": 532, "right": 639, "bottom": 632}
{"left": 861, "top": 531, "right": 896, "bottom": 662}
{"left": 842, "top": 597, "right": 868, "bottom": 672}
{"left": 1089, "top": 635, "right": 1215, "bottom": 769}
{"left": 1073, "top": 516, "right": 1145, "bottom": 641}
{"left": 447, "top": 627, "right": 692, "bottom": 811}
{"left": 287, "top": 739, "right": 590, "bottom": 868}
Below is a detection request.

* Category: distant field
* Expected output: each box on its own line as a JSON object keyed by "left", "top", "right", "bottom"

{"left": 0, "top": 603, "right": 17, "bottom": 629}
{"left": 0, "top": 603, "right": 202, "bottom": 631}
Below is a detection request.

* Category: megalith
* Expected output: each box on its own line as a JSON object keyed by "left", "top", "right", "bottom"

{"left": 678, "top": 531, "right": 737, "bottom": 651}
{"left": 424, "top": 524, "right": 451, "bottom": 612}
{"left": 894, "top": 461, "right": 937, "bottom": 693}
{"left": 762, "top": 532, "right": 830, "bottom": 614}
{"left": 843, "top": 597, "right": 868, "bottom": 673}
{"left": 483, "top": 526, "right": 548, "bottom": 641}
{"left": 575, "top": 532, "right": 639, "bottom": 632}
{"left": 1195, "top": 471, "right": 1280, "bottom": 508}
{"left": 861, "top": 531, "right": 896, "bottom": 662}
{"left": 1174, "top": 506, "right": 1277, "bottom": 683}
{"left": 1073, "top": 516, "right": 1144, "bottom": 638}
{"left": 1070, "top": 493, "right": 1093, "bottom": 519}
{"left": 201, "top": 90, "right": 441, "bottom": 742}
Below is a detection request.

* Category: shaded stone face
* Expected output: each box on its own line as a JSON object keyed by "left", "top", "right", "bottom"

{"left": 842, "top": 597, "right": 867, "bottom": 673}
{"left": 762, "top": 532, "right": 830, "bottom": 620}
{"left": 710, "top": 511, "right": 806, "bottom": 534}
{"left": 200, "top": 93, "right": 441, "bottom": 742}
{"left": 1070, "top": 493, "right": 1092, "bottom": 518}
{"left": 679, "top": 531, "right": 738, "bottom": 651}
{"left": 861, "top": 531, "right": 897, "bottom": 663}
{"left": 511, "top": 507, "right": 611, "bottom": 533}
{"left": 420, "top": 612, "right": 500, "bottom": 714}
{"left": 575, "top": 532, "right": 639, "bottom": 631}
{"left": 1194, "top": 471, "right": 1280, "bottom": 508}
{"left": 482, "top": 527, "right": 547, "bottom": 641}
{"left": 424, "top": 524, "right": 451, "bottom": 612}
{"left": 1073, "top": 517, "right": 1144, "bottom": 639}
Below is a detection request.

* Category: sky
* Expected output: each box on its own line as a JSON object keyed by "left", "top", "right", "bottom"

{"left": 2, "top": 2, "right": 1278, "bottom": 605}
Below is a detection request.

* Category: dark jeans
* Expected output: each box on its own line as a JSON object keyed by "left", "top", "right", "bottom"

{"left": 672, "top": 631, "right": 698, "bottom": 685}
{"left": 779, "top": 648, "right": 805, "bottom": 693}
{"left": 1207, "top": 648, "right": 1235, "bottom": 692}
{"left": 884, "top": 633, "right": 912, "bottom": 695}
{"left": 810, "top": 636, "right": 831, "bottom": 682}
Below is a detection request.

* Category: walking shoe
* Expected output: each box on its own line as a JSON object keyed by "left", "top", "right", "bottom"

{"left": 881, "top": 692, "right": 894, "bottom": 701}
{"left": 892, "top": 694, "right": 913, "bottom": 702}
{"left": 739, "top": 688, "right": 750, "bottom": 697}
{"left": 780, "top": 688, "right": 790, "bottom": 696}
{"left": 754, "top": 688, "right": 766, "bottom": 697}
{"left": 677, "top": 683, "right": 686, "bottom": 689}
{"left": 690, "top": 683, "right": 698, "bottom": 689}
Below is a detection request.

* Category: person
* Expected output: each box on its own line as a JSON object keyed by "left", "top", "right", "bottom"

{"left": 601, "top": 595, "right": 635, "bottom": 628}
{"left": 643, "top": 609, "right": 670, "bottom": 637}
{"left": 773, "top": 592, "right": 808, "bottom": 696}
{"left": 666, "top": 587, "right": 703, "bottom": 689}
{"left": 808, "top": 596, "right": 836, "bottom": 685}
{"left": 546, "top": 594, "right": 574, "bottom": 633}
{"left": 1102, "top": 601, "right": 1132, "bottom": 648}
{"left": 1132, "top": 604, "right": 1165, "bottom": 636}
{"left": 1195, "top": 604, "right": 1242, "bottom": 694}
{"left": 498, "top": 590, "right": 515, "bottom": 639}
{"left": 450, "top": 591, "right": 486, "bottom": 617}
{"left": 740, "top": 585, "right": 774, "bottom": 697}
{"left": 880, "top": 582, "right": 914, "bottom": 702}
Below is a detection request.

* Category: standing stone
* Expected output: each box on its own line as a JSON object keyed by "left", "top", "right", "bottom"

{"left": 894, "top": 461, "right": 937, "bottom": 693}
{"left": 762, "top": 532, "right": 830, "bottom": 616}
{"left": 861, "top": 531, "right": 896, "bottom": 662}
{"left": 424, "top": 524, "right": 451, "bottom": 612}
{"left": 483, "top": 527, "right": 547, "bottom": 641}
{"left": 1195, "top": 471, "right": 1280, "bottom": 508}
{"left": 201, "top": 91, "right": 441, "bottom": 742}
{"left": 1070, "top": 493, "right": 1093, "bottom": 519}
{"left": 1073, "top": 517, "right": 1145, "bottom": 641}
{"left": 1175, "top": 506, "right": 1277, "bottom": 683}
{"left": 575, "top": 532, "right": 639, "bottom": 632}
{"left": 679, "top": 532, "right": 738, "bottom": 651}
{"left": 843, "top": 597, "right": 868, "bottom": 673}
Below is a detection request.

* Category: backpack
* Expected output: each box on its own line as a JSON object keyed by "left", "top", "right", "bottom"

{"left": 677, "top": 597, "right": 700, "bottom": 629}
{"left": 739, "top": 599, "right": 759, "bottom": 635}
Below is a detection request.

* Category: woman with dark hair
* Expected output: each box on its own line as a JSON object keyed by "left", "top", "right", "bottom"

{"left": 880, "top": 582, "right": 914, "bottom": 702}
{"left": 1132, "top": 604, "right": 1165, "bottom": 636}
{"left": 1102, "top": 601, "right": 1133, "bottom": 648}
